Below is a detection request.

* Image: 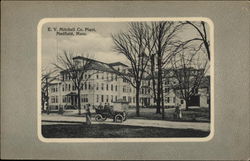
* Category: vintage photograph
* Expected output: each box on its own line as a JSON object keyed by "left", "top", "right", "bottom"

{"left": 38, "top": 18, "right": 213, "bottom": 141}
{"left": 2, "top": 1, "right": 249, "bottom": 159}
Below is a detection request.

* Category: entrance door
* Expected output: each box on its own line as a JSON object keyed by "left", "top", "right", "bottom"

{"left": 189, "top": 95, "right": 200, "bottom": 106}
{"left": 71, "top": 96, "right": 78, "bottom": 107}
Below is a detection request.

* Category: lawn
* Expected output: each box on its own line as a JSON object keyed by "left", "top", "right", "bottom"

{"left": 42, "top": 123, "right": 209, "bottom": 138}
{"left": 127, "top": 107, "right": 210, "bottom": 122}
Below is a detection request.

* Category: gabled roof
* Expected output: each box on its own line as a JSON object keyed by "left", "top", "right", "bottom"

{"left": 72, "top": 56, "right": 128, "bottom": 73}
{"left": 109, "top": 62, "right": 128, "bottom": 67}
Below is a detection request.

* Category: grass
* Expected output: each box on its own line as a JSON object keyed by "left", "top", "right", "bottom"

{"left": 42, "top": 123, "right": 210, "bottom": 138}
{"left": 128, "top": 107, "right": 210, "bottom": 122}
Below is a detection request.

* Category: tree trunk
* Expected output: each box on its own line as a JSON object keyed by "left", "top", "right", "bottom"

{"left": 185, "top": 99, "right": 189, "bottom": 111}
{"left": 150, "top": 54, "right": 157, "bottom": 105}
{"left": 161, "top": 82, "right": 165, "bottom": 119}
{"left": 156, "top": 69, "right": 161, "bottom": 114}
{"left": 135, "top": 85, "right": 140, "bottom": 117}
{"left": 77, "top": 88, "right": 81, "bottom": 115}
{"left": 156, "top": 52, "right": 162, "bottom": 114}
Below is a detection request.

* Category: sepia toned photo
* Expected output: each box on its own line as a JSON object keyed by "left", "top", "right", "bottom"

{"left": 37, "top": 18, "right": 214, "bottom": 142}
{"left": 2, "top": 1, "right": 250, "bottom": 159}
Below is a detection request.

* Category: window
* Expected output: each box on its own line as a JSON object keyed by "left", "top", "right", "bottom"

{"left": 102, "top": 73, "right": 104, "bottom": 79}
{"left": 106, "top": 84, "right": 109, "bottom": 90}
{"left": 167, "top": 97, "right": 170, "bottom": 103}
{"left": 65, "top": 84, "right": 68, "bottom": 91}
{"left": 115, "top": 85, "right": 117, "bottom": 91}
{"left": 51, "top": 86, "right": 55, "bottom": 93}
{"left": 106, "top": 95, "right": 109, "bottom": 102}
{"left": 101, "top": 83, "right": 104, "bottom": 90}
{"left": 165, "top": 88, "right": 169, "bottom": 93}
{"left": 133, "top": 97, "right": 135, "bottom": 103}
{"left": 88, "top": 82, "right": 91, "bottom": 90}
{"left": 173, "top": 97, "right": 176, "bottom": 103}
{"left": 123, "top": 96, "right": 126, "bottom": 101}
{"left": 111, "top": 95, "right": 113, "bottom": 102}
{"left": 115, "top": 96, "right": 117, "bottom": 101}
{"left": 82, "top": 94, "right": 88, "bottom": 102}
{"left": 85, "top": 83, "right": 87, "bottom": 90}
{"left": 67, "top": 96, "right": 71, "bottom": 103}
{"left": 62, "top": 84, "right": 65, "bottom": 91}
{"left": 63, "top": 96, "right": 66, "bottom": 103}
{"left": 128, "top": 96, "right": 131, "bottom": 103}
{"left": 96, "top": 83, "right": 99, "bottom": 90}
{"left": 101, "top": 95, "right": 104, "bottom": 102}
{"left": 96, "top": 95, "right": 99, "bottom": 102}
{"left": 111, "top": 84, "right": 113, "bottom": 91}
{"left": 51, "top": 96, "right": 55, "bottom": 103}
{"left": 68, "top": 84, "right": 71, "bottom": 91}
{"left": 85, "top": 95, "right": 89, "bottom": 102}
{"left": 96, "top": 74, "right": 99, "bottom": 79}
{"left": 181, "top": 100, "right": 184, "bottom": 104}
{"left": 115, "top": 75, "right": 117, "bottom": 81}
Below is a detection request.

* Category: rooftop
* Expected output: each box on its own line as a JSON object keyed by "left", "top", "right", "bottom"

{"left": 109, "top": 62, "right": 128, "bottom": 67}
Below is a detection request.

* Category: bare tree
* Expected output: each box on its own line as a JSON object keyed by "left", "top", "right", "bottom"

{"left": 182, "top": 21, "right": 210, "bottom": 60}
{"left": 149, "top": 22, "right": 183, "bottom": 118}
{"left": 53, "top": 51, "right": 94, "bottom": 115}
{"left": 171, "top": 43, "right": 209, "bottom": 110}
{"left": 112, "top": 22, "right": 153, "bottom": 117}
{"left": 41, "top": 66, "right": 57, "bottom": 113}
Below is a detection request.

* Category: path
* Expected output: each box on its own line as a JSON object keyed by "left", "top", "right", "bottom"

{"left": 41, "top": 114, "right": 210, "bottom": 132}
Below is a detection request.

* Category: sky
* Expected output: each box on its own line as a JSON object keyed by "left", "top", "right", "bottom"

{"left": 41, "top": 21, "right": 210, "bottom": 71}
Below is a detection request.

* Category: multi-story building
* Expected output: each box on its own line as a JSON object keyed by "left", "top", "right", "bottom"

{"left": 47, "top": 56, "right": 209, "bottom": 110}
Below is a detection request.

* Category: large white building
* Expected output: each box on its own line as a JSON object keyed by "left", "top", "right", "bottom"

{"left": 47, "top": 56, "right": 209, "bottom": 110}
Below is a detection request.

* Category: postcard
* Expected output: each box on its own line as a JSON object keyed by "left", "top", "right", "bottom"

{"left": 38, "top": 18, "right": 214, "bottom": 142}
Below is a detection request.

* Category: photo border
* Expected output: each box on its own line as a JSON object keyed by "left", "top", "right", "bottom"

{"left": 37, "top": 17, "right": 214, "bottom": 143}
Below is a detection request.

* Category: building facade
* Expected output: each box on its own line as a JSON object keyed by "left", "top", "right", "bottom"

{"left": 47, "top": 56, "right": 209, "bottom": 110}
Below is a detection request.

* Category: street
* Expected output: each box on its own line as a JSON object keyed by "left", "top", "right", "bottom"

{"left": 41, "top": 112, "right": 210, "bottom": 132}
